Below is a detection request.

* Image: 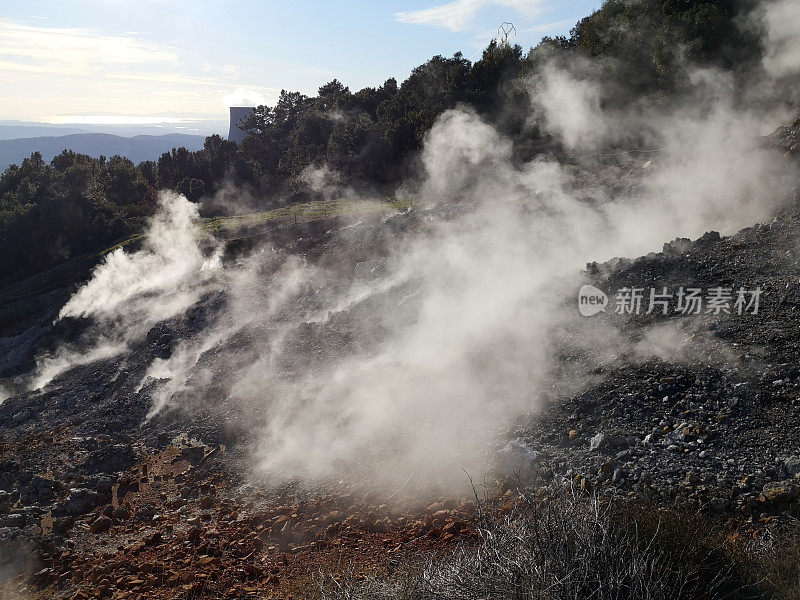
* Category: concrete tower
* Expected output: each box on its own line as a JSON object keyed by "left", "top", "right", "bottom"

{"left": 228, "top": 106, "right": 252, "bottom": 144}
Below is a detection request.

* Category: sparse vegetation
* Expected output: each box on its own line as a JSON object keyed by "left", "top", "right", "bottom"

{"left": 316, "top": 490, "right": 800, "bottom": 600}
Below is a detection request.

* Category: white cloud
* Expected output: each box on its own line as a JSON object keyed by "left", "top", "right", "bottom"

{"left": 204, "top": 61, "right": 241, "bottom": 77}
{"left": 522, "top": 17, "right": 575, "bottom": 34}
{"left": 0, "top": 19, "right": 280, "bottom": 120}
{"left": 0, "top": 19, "right": 178, "bottom": 74}
{"left": 396, "top": 0, "right": 543, "bottom": 32}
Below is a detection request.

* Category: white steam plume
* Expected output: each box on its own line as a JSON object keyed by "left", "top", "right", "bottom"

{"left": 31, "top": 192, "right": 221, "bottom": 390}
{"left": 761, "top": 0, "right": 800, "bottom": 79}
{"left": 29, "top": 2, "right": 800, "bottom": 495}
{"left": 223, "top": 88, "right": 265, "bottom": 108}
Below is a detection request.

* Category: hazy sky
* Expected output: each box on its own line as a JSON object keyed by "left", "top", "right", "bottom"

{"left": 0, "top": 0, "right": 601, "bottom": 124}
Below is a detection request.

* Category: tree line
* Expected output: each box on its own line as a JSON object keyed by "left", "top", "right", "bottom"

{"left": 0, "top": 0, "right": 767, "bottom": 282}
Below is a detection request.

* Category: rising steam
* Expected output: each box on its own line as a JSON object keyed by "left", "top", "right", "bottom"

{"left": 27, "top": 0, "right": 800, "bottom": 494}
{"left": 32, "top": 193, "right": 222, "bottom": 390}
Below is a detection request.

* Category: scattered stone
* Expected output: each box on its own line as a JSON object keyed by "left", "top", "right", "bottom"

{"left": 56, "top": 489, "right": 101, "bottom": 516}
{"left": 589, "top": 433, "right": 608, "bottom": 451}
{"left": 113, "top": 507, "right": 131, "bottom": 521}
{"left": 89, "top": 516, "right": 113, "bottom": 534}
{"left": 762, "top": 482, "right": 799, "bottom": 503}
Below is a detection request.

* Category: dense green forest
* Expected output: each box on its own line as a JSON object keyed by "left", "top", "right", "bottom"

{"left": 0, "top": 0, "right": 769, "bottom": 282}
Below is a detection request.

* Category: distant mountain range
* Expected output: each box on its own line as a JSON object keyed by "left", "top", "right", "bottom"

{"left": 0, "top": 132, "right": 207, "bottom": 170}
{"left": 0, "top": 118, "right": 227, "bottom": 140}
{"left": 0, "top": 124, "right": 89, "bottom": 139}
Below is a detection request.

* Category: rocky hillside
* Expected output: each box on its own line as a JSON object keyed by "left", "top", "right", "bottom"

{"left": 1, "top": 183, "right": 800, "bottom": 597}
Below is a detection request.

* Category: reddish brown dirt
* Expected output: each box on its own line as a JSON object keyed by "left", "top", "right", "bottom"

{"left": 3, "top": 447, "right": 482, "bottom": 599}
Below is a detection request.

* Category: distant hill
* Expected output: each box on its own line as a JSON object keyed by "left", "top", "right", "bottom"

{"left": 0, "top": 133, "right": 206, "bottom": 170}
{"left": 0, "top": 124, "right": 89, "bottom": 139}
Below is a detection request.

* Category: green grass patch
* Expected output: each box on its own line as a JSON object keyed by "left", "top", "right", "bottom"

{"left": 202, "top": 197, "right": 413, "bottom": 234}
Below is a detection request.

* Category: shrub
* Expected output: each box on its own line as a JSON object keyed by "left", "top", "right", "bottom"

{"left": 316, "top": 490, "right": 768, "bottom": 600}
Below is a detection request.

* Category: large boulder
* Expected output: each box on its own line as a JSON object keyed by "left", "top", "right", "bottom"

{"left": 54, "top": 488, "right": 101, "bottom": 516}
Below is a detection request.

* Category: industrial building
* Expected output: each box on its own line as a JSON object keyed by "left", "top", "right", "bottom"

{"left": 228, "top": 106, "right": 252, "bottom": 143}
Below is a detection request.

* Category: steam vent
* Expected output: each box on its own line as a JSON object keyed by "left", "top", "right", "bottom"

{"left": 228, "top": 106, "right": 252, "bottom": 143}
